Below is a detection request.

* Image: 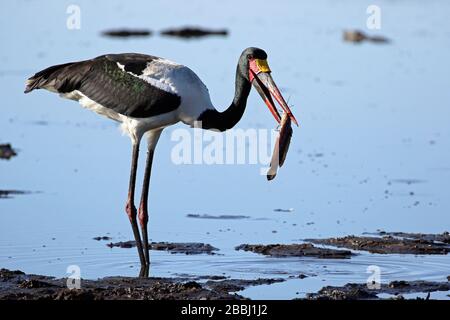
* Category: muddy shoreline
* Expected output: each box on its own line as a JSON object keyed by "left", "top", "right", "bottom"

{"left": 2, "top": 232, "right": 449, "bottom": 299}
{"left": 305, "top": 233, "right": 450, "bottom": 255}
{"left": 233, "top": 231, "right": 450, "bottom": 258}
{"left": 0, "top": 269, "right": 285, "bottom": 300}
{"left": 2, "top": 269, "right": 448, "bottom": 300}
{"left": 307, "top": 279, "right": 450, "bottom": 300}
{"left": 106, "top": 241, "right": 219, "bottom": 255}
{"left": 235, "top": 243, "right": 353, "bottom": 258}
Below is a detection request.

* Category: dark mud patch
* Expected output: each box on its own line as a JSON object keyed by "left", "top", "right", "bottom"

{"left": 306, "top": 235, "right": 450, "bottom": 255}
{"left": 373, "top": 231, "right": 450, "bottom": 244}
{"left": 306, "top": 280, "right": 450, "bottom": 300}
{"left": 235, "top": 243, "right": 353, "bottom": 259}
{"left": 273, "top": 208, "right": 294, "bottom": 213}
{"left": 107, "top": 241, "right": 218, "bottom": 255}
{"left": 205, "top": 278, "right": 285, "bottom": 294}
{"left": 101, "top": 29, "right": 152, "bottom": 38}
{"left": 173, "top": 274, "right": 228, "bottom": 281}
{"left": 30, "top": 120, "right": 49, "bottom": 126}
{"left": 388, "top": 178, "right": 426, "bottom": 185}
{"left": 160, "top": 27, "right": 228, "bottom": 39}
{"left": 0, "top": 144, "right": 17, "bottom": 160}
{"left": 343, "top": 30, "right": 390, "bottom": 44}
{"left": 187, "top": 214, "right": 250, "bottom": 220}
{"left": 0, "top": 190, "right": 29, "bottom": 199}
{"left": 0, "top": 268, "right": 245, "bottom": 300}
{"left": 93, "top": 236, "right": 112, "bottom": 241}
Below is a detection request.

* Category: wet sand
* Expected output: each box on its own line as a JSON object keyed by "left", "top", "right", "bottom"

{"left": 307, "top": 279, "right": 450, "bottom": 300}
{"left": 374, "top": 231, "right": 450, "bottom": 244}
{"left": 235, "top": 243, "right": 352, "bottom": 258}
{"left": 2, "top": 268, "right": 448, "bottom": 300}
{"left": 305, "top": 233, "right": 450, "bottom": 255}
{"left": 106, "top": 241, "right": 219, "bottom": 255}
{"left": 0, "top": 268, "right": 285, "bottom": 300}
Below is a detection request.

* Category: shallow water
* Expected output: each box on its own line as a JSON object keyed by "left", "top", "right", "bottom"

{"left": 1, "top": 0, "right": 450, "bottom": 299}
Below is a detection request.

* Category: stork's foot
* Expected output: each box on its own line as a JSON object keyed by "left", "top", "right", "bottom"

{"left": 139, "top": 264, "right": 149, "bottom": 278}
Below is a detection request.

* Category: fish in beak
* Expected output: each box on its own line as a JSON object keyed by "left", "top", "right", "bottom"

{"left": 248, "top": 58, "right": 297, "bottom": 180}
{"left": 266, "top": 113, "right": 293, "bottom": 180}
{"left": 249, "top": 59, "right": 298, "bottom": 126}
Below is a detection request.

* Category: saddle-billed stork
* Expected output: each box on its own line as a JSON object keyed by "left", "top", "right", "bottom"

{"left": 24, "top": 47, "right": 298, "bottom": 276}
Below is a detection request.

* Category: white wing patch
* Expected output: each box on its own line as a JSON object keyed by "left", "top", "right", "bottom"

{"left": 116, "top": 60, "right": 177, "bottom": 95}
{"left": 117, "top": 59, "right": 215, "bottom": 126}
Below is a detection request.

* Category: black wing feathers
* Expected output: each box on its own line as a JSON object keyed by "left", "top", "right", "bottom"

{"left": 25, "top": 54, "right": 181, "bottom": 118}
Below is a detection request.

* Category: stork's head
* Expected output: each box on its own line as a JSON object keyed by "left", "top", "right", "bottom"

{"left": 239, "top": 47, "right": 298, "bottom": 126}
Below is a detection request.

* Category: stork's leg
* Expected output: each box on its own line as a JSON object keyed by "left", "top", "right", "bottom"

{"left": 138, "top": 130, "right": 162, "bottom": 267}
{"left": 125, "top": 141, "right": 146, "bottom": 268}
{"left": 139, "top": 149, "right": 154, "bottom": 267}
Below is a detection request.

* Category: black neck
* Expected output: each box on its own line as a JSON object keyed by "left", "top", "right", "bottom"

{"left": 197, "top": 66, "right": 251, "bottom": 132}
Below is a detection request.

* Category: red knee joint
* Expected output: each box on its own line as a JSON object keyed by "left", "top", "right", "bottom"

{"left": 138, "top": 203, "right": 148, "bottom": 227}
{"left": 125, "top": 201, "right": 137, "bottom": 222}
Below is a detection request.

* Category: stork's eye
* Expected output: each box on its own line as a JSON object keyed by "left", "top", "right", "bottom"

{"left": 247, "top": 54, "right": 253, "bottom": 60}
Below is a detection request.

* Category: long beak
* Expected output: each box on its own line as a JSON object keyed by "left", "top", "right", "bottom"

{"left": 251, "top": 70, "right": 299, "bottom": 126}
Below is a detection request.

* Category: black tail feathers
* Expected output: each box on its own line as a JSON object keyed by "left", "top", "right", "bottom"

{"left": 24, "top": 62, "right": 76, "bottom": 94}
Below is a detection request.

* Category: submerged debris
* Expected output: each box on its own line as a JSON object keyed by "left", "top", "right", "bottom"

{"left": 235, "top": 243, "right": 353, "bottom": 259}
{"left": 107, "top": 241, "right": 218, "bottom": 255}
{"left": 0, "top": 190, "right": 28, "bottom": 199}
{"left": 173, "top": 274, "right": 228, "bottom": 281}
{"left": 186, "top": 214, "right": 249, "bottom": 220}
{"left": 101, "top": 29, "right": 152, "bottom": 38}
{"left": 306, "top": 235, "right": 450, "bottom": 255}
{"left": 93, "top": 236, "right": 112, "bottom": 241}
{"left": 388, "top": 179, "right": 426, "bottom": 185}
{"left": 307, "top": 280, "right": 450, "bottom": 300}
{"left": 160, "top": 27, "right": 228, "bottom": 38}
{"left": 0, "top": 144, "right": 17, "bottom": 160}
{"left": 273, "top": 208, "right": 294, "bottom": 213}
{"left": 343, "top": 30, "right": 390, "bottom": 44}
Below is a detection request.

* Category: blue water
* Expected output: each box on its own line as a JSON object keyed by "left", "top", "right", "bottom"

{"left": 1, "top": 0, "right": 450, "bottom": 299}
